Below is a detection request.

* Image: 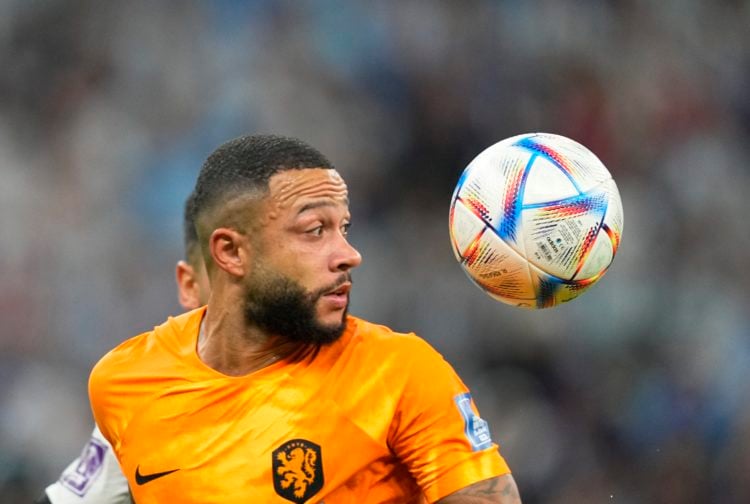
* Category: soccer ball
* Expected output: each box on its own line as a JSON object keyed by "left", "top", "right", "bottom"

{"left": 449, "top": 133, "right": 623, "bottom": 309}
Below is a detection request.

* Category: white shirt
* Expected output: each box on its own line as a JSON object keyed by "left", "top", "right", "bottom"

{"left": 44, "top": 425, "right": 131, "bottom": 504}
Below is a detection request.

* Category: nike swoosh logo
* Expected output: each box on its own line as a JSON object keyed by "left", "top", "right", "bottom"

{"left": 135, "top": 465, "right": 180, "bottom": 485}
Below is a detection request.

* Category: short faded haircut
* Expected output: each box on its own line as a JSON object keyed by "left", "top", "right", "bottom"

{"left": 191, "top": 134, "right": 334, "bottom": 264}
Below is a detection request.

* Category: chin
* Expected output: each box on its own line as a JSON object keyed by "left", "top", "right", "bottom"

{"left": 316, "top": 307, "right": 347, "bottom": 328}
{"left": 319, "top": 313, "right": 346, "bottom": 329}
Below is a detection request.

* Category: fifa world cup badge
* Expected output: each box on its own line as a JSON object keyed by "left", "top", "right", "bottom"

{"left": 454, "top": 393, "right": 493, "bottom": 451}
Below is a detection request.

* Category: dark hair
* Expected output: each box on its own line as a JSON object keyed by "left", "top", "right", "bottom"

{"left": 182, "top": 191, "right": 200, "bottom": 266}
{"left": 191, "top": 134, "right": 334, "bottom": 229}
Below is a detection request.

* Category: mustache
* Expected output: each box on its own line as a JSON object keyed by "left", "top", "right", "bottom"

{"left": 312, "top": 273, "right": 352, "bottom": 299}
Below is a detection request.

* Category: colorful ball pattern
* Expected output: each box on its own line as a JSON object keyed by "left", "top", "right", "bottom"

{"left": 449, "top": 133, "right": 624, "bottom": 308}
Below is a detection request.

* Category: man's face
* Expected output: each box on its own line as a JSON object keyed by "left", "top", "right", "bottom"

{"left": 241, "top": 168, "right": 362, "bottom": 344}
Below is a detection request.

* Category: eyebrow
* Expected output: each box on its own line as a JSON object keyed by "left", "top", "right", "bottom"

{"left": 297, "top": 198, "right": 350, "bottom": 215}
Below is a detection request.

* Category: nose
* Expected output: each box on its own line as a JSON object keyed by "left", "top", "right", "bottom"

{"left": 331, "top": 236, "right": 362, "bottom": 272}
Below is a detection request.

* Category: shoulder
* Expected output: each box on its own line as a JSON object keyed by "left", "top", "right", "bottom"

{"left": 89, "top": 309, "right": 204, "bottom": 449}
{"left": 87, "top": 326, "right": 160, "bottom": 419}
{"left": 345, "top": 316, "right": 453, "bottom": 381}
{"left": 88, "top": 328, "right": 154, "bottom": 401}
{"left": 88, "top": 310, "right": 202, "bottom": 417}
{"left": 90, "top": 308, "right": 202, "bottom": 387}
{"left": 91, "top": 329, "right": 155, "bottom": 377}
{"left": 347, "top": 316, "right": 470, "bottom": 395}
{"left": 349, "top": 316, "right": 445, "bottom": 360}
{"left": 348, "top": 316, "right": 427, "bottom": 348}
{"left": 89, "top": 326, "right": 161, "bottom": 390}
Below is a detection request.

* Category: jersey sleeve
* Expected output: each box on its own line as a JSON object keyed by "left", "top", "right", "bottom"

{"left": 43, "top": 426, "right": 132, "bottom": 504}
{"left": 88, "top": 330, "right": 151, "bottom": 452}
{"left": 387, "top": 336, "right": 511, "bottom": 503}
{"left": 88, "top": 352, "right": 125, "bottom": 452}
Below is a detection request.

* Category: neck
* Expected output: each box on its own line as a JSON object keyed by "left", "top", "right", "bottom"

{"left": 197, "top": 301, "right": 304, "bottom": 377}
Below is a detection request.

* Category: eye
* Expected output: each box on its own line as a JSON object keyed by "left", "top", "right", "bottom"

{"left": 307, "top": 225, "right": 324, "bottom": 237}
{"left": 341, "top": 222, "right": 352, "bottom": 236}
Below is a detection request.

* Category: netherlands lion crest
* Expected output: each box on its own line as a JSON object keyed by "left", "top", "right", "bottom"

{"left": 272, "top": 439, "right": 324, "bottom": 503}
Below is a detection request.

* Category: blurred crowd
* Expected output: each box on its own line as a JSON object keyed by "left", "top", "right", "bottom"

{"left": 1, "top": 1, "right": 749, "bottom": 502}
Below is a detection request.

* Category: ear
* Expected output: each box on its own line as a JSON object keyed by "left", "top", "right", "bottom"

{"left": 175, "top": 260, "right": 201, "bottom": 310}
{"left": 208, "top": 227, "right": 249, "bottom": 278}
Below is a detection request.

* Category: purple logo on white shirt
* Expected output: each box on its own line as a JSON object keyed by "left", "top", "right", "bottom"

{"left": 60, "top": 437, "right": 108, "bottom": 496}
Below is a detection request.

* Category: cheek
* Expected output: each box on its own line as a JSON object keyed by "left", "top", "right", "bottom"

{"left": 256, "top": 232, "right": 331, "bottom": 287}
{"left": 288, "top": 260, "right": 322, "bottom": 288}
{"left": 259, "top": 247, "right": 314, "bottom": 282}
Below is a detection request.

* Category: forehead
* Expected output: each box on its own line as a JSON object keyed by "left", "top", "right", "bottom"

{"left": 267, "top": 168, "right": 349, "bottom": 210}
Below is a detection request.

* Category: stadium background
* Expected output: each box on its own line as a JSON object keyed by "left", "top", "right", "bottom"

{"left": 1, "top": 1, "right": 749, "bottom": 502}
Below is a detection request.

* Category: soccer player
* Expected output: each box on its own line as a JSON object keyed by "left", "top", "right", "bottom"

{"left": 89, "top": 134, "right": 522, "bottom": 503}
{"left": 38, "top": 197, "right": 210, "bottom": 504}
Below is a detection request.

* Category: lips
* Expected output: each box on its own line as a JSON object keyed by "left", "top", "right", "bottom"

{"left": 322, "top": 282, "right": 351, "bottom": 309}
{"left": 326, "top": 283, "right": 351, "bottom": 296}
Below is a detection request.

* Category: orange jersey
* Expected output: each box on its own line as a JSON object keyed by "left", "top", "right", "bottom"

{"left": 89, "top": 308, "right": 510, "bottom": 503}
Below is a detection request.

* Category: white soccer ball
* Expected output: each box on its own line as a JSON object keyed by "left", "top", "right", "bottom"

{"left": 449, "top": 132, "right": 624, "bottom": 309}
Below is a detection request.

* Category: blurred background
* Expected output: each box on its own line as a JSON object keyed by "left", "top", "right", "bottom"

{"left": 1, "top": 1, "right": 749, "bottom": 502}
